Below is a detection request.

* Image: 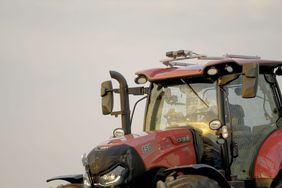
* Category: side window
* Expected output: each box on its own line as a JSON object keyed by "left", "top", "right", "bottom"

{"left": 227, "top": 75, "right": 278, "bottom": 129}
{"left": 225, "top": 74, "right": 279, "bottom": 179}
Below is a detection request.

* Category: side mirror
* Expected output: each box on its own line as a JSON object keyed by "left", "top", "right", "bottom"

{"left": 242, "top": 63, "right": 258, "bottom": 98}
{"left": 101, "top": 81, "right": 113, "bottom": 115}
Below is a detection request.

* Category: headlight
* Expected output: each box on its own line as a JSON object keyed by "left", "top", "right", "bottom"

{"left": 135, "top": 75, "right": 147, "bottom": 84}
{"left": 207, "top": 67, "right": 218, "bottom": 76}
{"left": 222, "top": 125, "right": 229, "bottom": 139}
{"left": 98, "top": 165, "right": 127, "bottom": 186}
{"left": 225, "top": 65, "right": 233, "bottom": 73}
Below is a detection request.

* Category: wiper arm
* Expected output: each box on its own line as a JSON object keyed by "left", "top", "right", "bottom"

{"left": 181, "top": 79, "right": 209, "bottom": 108}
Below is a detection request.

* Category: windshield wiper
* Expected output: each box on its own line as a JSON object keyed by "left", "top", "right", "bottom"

{"left": 181, "top": 79, "right": 209, "bottom": 108}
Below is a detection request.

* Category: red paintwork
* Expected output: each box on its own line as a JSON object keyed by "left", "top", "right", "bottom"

{"left": 136, "top": 58, "right": 282, "bottom": 81}
{"left": 136, "top": 65, "right": 202, "bottom": 81}
{"left": 253, "top": 128, "right": 282, "bottom": 179}
{"left": 98, "top": 128, "right": 197, "bottom": 169}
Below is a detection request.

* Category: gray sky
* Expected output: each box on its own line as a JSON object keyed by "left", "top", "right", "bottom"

{"left": 1, "top": 0, "right": 282, "bottom": 187}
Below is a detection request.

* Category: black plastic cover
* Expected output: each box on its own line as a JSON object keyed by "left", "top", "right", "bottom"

{"left": 87, "top": 144, "right": 146, "bottom": 183}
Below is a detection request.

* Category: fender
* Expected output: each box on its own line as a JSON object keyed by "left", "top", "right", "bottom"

{"left": 156, "top": 164, "right": 230, "bottom": 188}
{"left": 46, "top": 174, "right": 83, "bottom": 184}
{"left": 253, "top": 129, "right": 282, "bottom": 178}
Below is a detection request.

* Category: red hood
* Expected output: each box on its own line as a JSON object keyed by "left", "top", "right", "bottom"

{"left": 96, "top": 128, "right": 197, "bottom": 169}
{"left": 136, "top": 59, "right": 282, "bottom": 81}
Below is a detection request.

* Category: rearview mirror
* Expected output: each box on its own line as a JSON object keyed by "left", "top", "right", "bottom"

{"left": 242, "top": 63, "right": 258, "bottom": 98}
{"left": 101, "top": 81, "right": 113, "bottom": 115}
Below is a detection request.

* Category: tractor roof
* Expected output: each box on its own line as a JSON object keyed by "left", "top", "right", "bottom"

{"left": 136, "top": 51, "right": 282, "bottom": 81}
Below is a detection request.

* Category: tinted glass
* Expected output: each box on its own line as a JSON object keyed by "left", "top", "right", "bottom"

{"left": 145, "top": 82, "right": 218, "bottom": 137}
{"left": 224, "top": 74, "right": 279, "bottom": 179}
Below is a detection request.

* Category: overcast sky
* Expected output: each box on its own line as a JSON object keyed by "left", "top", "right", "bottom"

{"left": 1, "top": 0, "right": 282, "bottom": 187}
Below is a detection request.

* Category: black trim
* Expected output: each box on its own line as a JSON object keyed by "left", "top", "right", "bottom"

{"left": 270, "top": 165, "right": 282, "bottom": 188}
{"left": 46, "top": 174, "right": 83, "bottom": 183}
{"left": 157, "top": 164, "right": 231, "bottom": 188}
{"left": 266, "top": 74, "right": 282, "bottom": 118}
{"left": 87, "top": 144, "right": 146, "bottom": 184}
{"left": 273, "top": 74, "right": 282, "bottom": 116}
{"left": 218, "top": 82, "right": 231, "bottom": 179}
{"left": 190, "top": 129, "right": 203, "bottom": 163}
{"left": 143, "top": 83, "right": 153, "bottom": 131}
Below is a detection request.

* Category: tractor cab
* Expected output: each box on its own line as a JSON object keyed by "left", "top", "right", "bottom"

{"left": 136, "top": 50, "right": 282, "bottom": 186}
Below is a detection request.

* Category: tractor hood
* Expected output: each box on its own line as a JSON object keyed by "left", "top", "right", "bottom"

{"left": 87, "top": 143, "right": 145, "bottom": 185}
{"left": 86, "top": 128, "right": 197, "bottom": 183}
{"left": 87, "top": 132, "right": 150, "bottom": 177}
{"left": 86, "top": 133, "right": 149, "bottom": 184}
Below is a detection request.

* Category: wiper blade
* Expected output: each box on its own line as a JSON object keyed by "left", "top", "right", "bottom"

{"left": 181, "top": 79, "right": 209, "bottom": 108}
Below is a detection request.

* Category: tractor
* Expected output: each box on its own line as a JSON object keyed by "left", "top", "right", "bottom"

{"left": 47, "top": 50, "right": 282, "bottom": 188}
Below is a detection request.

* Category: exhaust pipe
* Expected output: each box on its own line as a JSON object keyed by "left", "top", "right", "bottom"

{"left": 110, "top": 71, "right": 131, "bottom": 134}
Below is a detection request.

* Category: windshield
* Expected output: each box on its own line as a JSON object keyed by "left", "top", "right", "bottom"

{"left": 145, "top": 81, "right": 218, "bottom": 136}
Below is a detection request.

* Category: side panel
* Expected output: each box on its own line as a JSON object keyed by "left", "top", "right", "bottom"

{"left": 98, "top": 128, "right": 197, "bottom": 170}
{"left": 46, "top": 174, "right": 83, "bottom": 183}
{"left": 127, "top": 128, "right": 197, "bottom": 169}
{"left": 253, "top": 129, "right": 282, "bottom": 178}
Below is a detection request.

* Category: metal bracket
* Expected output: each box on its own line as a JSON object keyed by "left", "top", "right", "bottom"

{"left": 224, "top": 54, "right": 260, "bottom": 59}
{"left": 161, "top": 50, "right": 261, "bottom": 67}
{"left": 161, "top": 50, "right": 207, "bottom": 67}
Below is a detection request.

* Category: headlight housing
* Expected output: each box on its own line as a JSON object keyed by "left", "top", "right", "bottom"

{"left": 83, "top": 173, "right": 91, "bottom": 188}
{"left": 98, "top": 165, "right": 127, "bottom": 187}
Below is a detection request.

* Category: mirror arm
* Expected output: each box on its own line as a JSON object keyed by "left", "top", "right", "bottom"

{"left": 128, "top": 87, "right": 149, "bottom": 95}
{"left": 111, "top": 111, "right": 122, "bottom": 117}
{"left": 112, "top": 87, "right": 149, "bottom": 95}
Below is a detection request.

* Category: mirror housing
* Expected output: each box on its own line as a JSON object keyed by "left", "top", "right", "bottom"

{"left": 101, "top": 80, "right": 113, "bottom": 115}
{"left": 242, "top": 63, "right": 258, "bottom": 98}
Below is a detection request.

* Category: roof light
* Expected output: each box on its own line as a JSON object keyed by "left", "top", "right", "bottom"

{"left": 207, "top": 67, "right": 218, "bottom": 76}
{"left": 135, "top": 75, "right": 147, "bottom": 84}
{"left": 113, "top": 128, "right": 125, "bottom": 138}
{"left": 225, "top": 65, "right": 233, "bottom": 73}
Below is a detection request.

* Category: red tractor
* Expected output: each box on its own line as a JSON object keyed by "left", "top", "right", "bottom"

{"left": 48, "top": 50, "right": 282, "bottom": 188}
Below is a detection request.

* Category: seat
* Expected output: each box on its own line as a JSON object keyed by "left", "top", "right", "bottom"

{"left": 230, "top": 104, "right": 251, "bottom": 145}
{"left": 230, "top": 104, "right": 245, "bottom": 127}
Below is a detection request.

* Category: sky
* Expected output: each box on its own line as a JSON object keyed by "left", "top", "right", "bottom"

{"left": 1, "top": 0, "right": 282, "bottom": 187}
